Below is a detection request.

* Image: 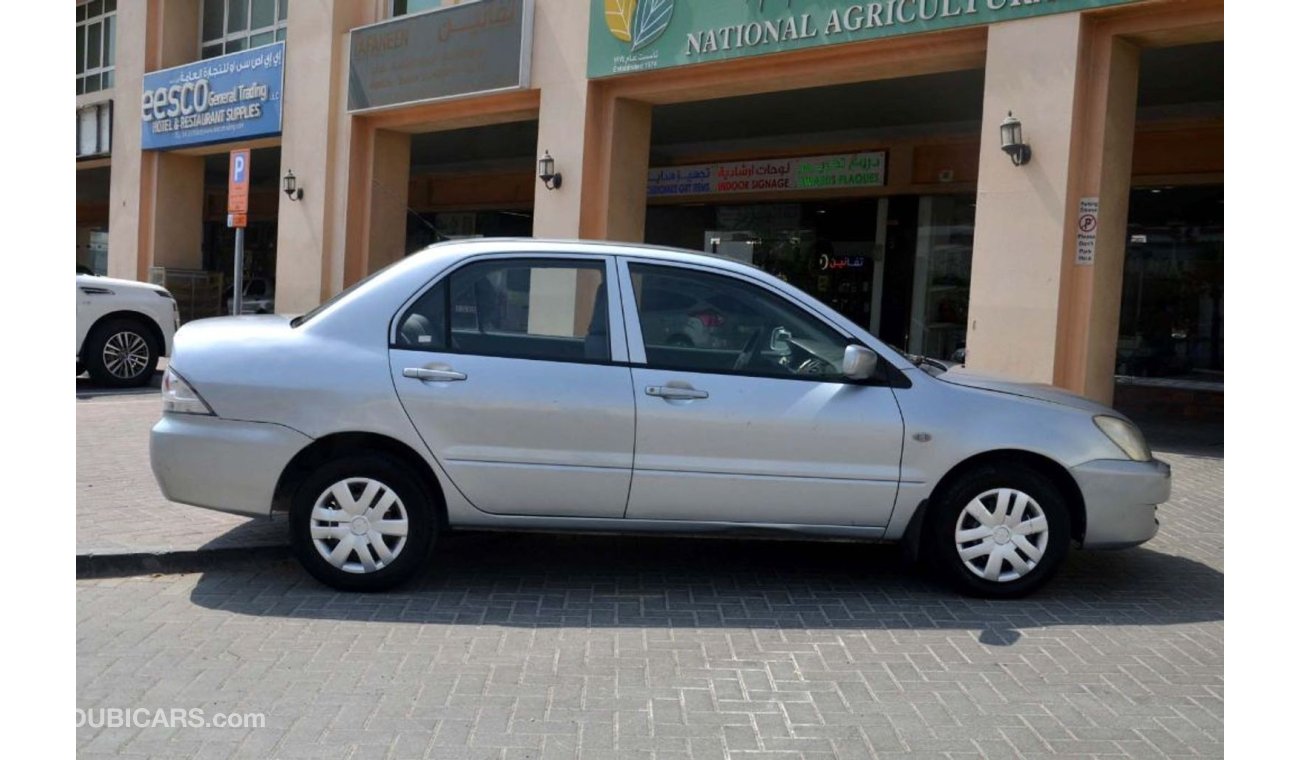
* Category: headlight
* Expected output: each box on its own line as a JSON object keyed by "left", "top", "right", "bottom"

{"left": 1093, "top": 416, "right": 1151, "bottom": 461}
{"left": 161, "top": 367, "right": 214, "bottom": 416}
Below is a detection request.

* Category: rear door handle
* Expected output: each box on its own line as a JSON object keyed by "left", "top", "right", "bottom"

{"left": 646, "top": 385, "right": 708, "bottom": 400}
{"left": 403, "top": 367, "right": 467, "bottom": 382}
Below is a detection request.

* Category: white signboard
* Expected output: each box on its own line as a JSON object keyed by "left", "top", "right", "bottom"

{"left": 1076, "top": 196, "right": 1099, "bottom": 266}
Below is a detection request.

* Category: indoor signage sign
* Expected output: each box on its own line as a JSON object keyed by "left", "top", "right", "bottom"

{"left": 590, "top": 0, "right": 1139, "bottom": 78}
{"left": 140, "top": 43, "right": 285, "bottom": 150}
{"left": 648, "top": 151, "right": 886, "bottom": 197}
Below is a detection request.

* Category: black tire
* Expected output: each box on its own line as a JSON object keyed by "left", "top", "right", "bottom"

{"left": 83, "top": 317, "right": 159, "bottom": 388}
{"left": 924, "top": 463, "right": 1070, "bottom": 599}
{"left": 289, "top": 454, "right": 437, "bottom": 592}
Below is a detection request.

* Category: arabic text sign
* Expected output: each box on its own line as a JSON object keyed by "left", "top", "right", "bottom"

{"left": 141, "top": 43, "right": 285, "bottom": 150}
{"left": 348, "top": 0, "right": 533, "bottom": 112}
{"left": 648, "top": 152, "right": 886, "bottom": 198}
{"left": 590, "top": 0, "right": 1139, "bottom": 78}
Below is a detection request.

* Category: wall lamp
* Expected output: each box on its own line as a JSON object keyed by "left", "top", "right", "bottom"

{"left": 999, "top": 111, "right": 1031, "bottom": 166}
{"left": 538, "top": 151, "right": 562, "bottom": 190}
{"left": 282, "top": 170, "right": 304, "bottom": 201}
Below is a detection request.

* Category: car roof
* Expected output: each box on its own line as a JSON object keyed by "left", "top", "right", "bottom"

{"left": 409, "top": 238, "right": 759, "bottom": 273}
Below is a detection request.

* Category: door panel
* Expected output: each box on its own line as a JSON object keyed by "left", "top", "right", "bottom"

{"left": 389, "top": 255, "right": 634, "bottom": 518}
{"left": 627, "top": 367, "right": 903, "bottom": 526}
{"left": 392, "top": 350, "right": 635, "bottom": 517}
{"left": 620, "top": 260, "right": 905, "bottom": 527}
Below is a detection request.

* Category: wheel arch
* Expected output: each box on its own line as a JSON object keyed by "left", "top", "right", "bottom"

{"left": 905, "top": 449, "right": 1086, "bottom": 553}
{"left": 80, "top": 310, "right": 166, "bottom": 360}
{"left": 271, "top": 432, "right": 448, "bottom": 526}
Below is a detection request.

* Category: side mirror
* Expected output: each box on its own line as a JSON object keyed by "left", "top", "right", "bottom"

{"left": 842, "top": 345, "right": 878, "bottom": 380}
{"left": 770, "top": 326, "right": 792, "bottom": 353}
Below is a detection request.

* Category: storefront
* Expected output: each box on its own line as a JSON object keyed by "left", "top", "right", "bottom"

{"left": 135, "top": 39, "right": 286, "bottom": 319}
{"left": 580, "top": 0, "right": 1222, "bottom": 409}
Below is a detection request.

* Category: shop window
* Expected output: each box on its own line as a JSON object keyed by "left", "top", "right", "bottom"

{"left": 76, "top": 102, "right": 113, "bottom": 158}
{"left": 630, "top": 264, "right": 851, "bottom": 380}
{"left": 392, "top": 0, "right": 457, "bottom": 16}
{"left": 76, "top": 0, "right": 116, "bottom": 96}
{"left": 445, "top": 260, "right": 610, "bottom": 363}
{"left": 1117, "top": 186, "right": 1223, "bottom": 381}
{"left": 908, "top": 195, "right": 975, "bottom": 362}
{"left": 201, "top": 0, "right": 288, "bottom": 59}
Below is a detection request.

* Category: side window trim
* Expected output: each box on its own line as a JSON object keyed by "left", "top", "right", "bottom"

{"left": 388, "top": 253, "right": 628, "bottom": 364}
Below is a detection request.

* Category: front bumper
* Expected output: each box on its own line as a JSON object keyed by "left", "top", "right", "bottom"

{"left": 1071, "top": 458, "right": 1172, "bottom": 549}
{"left": 150, "top": 414, "right": 311, "bottom": 517}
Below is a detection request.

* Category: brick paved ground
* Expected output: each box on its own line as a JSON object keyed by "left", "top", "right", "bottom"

{"left": 76, "top": 391, "right": 287, "bottom": 555}
{"left": 76, "top": 445, "right": 1223, "bottom": 759}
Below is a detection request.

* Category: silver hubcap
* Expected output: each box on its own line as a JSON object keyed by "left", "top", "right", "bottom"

{"left": 102, "top": 330, "right": 151, "bottom": 379}
{"left": 310, "top": 478, "right": 409, "bottom": 574}
{"left": 955, "top": 488, "right": 1049, "bottom": 583}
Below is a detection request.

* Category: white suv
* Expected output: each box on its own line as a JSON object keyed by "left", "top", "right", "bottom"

{"left": 76, "top": 273, "right": 179, "bottom": 387}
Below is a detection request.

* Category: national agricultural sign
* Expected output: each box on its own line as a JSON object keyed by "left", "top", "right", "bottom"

{"left": 589, "top": 0, "right": 1138, "bottom": 78}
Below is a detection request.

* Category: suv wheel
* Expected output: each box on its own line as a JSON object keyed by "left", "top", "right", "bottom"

{"left": 925, "top": 463, "right": 1070, "bottom": 598}
{"left": 289, "top": 455, "right": 436, "bottom": 592}
{"left": 83, "top": 318, "right": 159, "bottom": 388}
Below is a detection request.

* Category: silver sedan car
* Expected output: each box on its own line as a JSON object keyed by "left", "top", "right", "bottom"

{"left": 150, "top": 239, "right": 1171, "bottom": 597}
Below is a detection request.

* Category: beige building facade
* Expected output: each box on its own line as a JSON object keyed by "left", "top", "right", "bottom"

{"left": 75, "top": 0, "right": 1223, "bottom": 411}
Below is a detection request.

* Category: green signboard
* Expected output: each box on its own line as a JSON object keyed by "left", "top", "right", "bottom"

{"left": 588, "top": 0, "right": 1137, "bottom": 78}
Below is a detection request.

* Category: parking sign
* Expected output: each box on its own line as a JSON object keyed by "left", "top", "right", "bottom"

{"left": 227, "top": 149, "right": 251, "bottom": 227}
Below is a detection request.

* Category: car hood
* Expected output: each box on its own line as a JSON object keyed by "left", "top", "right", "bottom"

{"left": 79, "top": 274, "right": 170, "bottom": 296}
{"left": 938, "top": 368, "right": 1117, "bottom": 415}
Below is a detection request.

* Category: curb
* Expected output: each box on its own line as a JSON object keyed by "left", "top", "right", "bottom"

{"left": 76, "top": 544, "right": 291, "bottom": 579}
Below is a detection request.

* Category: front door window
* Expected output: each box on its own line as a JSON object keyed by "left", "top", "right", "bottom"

{"left": 629, "top": 263, "right": 853, "bottom": 381}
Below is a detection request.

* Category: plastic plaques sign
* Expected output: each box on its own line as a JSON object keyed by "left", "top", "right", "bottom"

{"left": 348, "top": 0, "right": 534, "bottom": 112}
{"left": 141, "top": 43, "right": 285, "bottom": 150}
{"left": 648, "top": 152, "right": 886, "bottom": 198}
{"left": 589, "top": 0, "right": 1139, "bottom": 78}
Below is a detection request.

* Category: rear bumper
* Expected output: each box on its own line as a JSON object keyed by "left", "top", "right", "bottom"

{"left": 1072, "top": 458, "right": 1172, "bottom": 549}
{"left": 150, "top": 414, "right": 310, "bottom": 517}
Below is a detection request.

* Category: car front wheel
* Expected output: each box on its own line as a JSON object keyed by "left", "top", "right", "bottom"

{"left": 289, "top": 455, "right": 436, "bottom": 592}
{"left": 926, "top": 463, "right": 1070, "bottom": 598}
{"left": 83, "top": 318, "right": 159, "bottom": 388}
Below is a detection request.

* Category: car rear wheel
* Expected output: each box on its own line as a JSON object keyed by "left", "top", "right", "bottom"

{"left": 83, "top": 318, "right": 159, "bottom": 388}
{"left": 289, "top": 455, "right": 436, "bottom": 592}
{"left": 925, "top": 463, "right": 1070, "bottom": 598}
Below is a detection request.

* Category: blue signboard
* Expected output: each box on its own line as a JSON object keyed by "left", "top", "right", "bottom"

{"left": 140, "top": 42, "right": 285, "bottom": 151}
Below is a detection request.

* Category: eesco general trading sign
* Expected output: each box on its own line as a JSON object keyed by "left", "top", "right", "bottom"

{"left": 589, "top": 0, "right": 1139, "bottom": 78}
{"left": 141, "top": 42, "right": 285, "bottom": 150}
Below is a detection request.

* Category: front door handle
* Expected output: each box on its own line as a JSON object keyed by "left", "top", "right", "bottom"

{"left": 403, "top": 367, "right": 467, "bottom": 382}
{"left": 646, "top": 385, "right": 708, "bottom": 400}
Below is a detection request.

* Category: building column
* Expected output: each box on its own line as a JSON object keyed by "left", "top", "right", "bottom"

{"left": 1054, "top": 35, "right": 1140, "bottom": 404}
{"left": 276, "top": 1, "right": 375, "bottom": 313}
{"left": 108, "top": 0, "right": 203, "bottom": 281}
{"left": 579, "top": 92, "right": 653, "bottom": 242}
{"left": 531, "top": 0, "right": 592, "bottom": 238}
{"left": 364, "top": 128, "right": 412, "bottom": 273}
{"left": 964, "top": 13, "right": 1139, "bottom": 404}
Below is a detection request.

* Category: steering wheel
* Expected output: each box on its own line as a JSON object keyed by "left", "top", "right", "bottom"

{"left": 732, "top": 328, "right": 763, "bottom": 371}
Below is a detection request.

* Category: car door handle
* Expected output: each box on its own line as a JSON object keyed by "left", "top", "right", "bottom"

{"left": 403, "top": 367, "right": 467, "bottom": 382}
{"left": 646, "top": 385, "right": 708, "bottom": 400}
